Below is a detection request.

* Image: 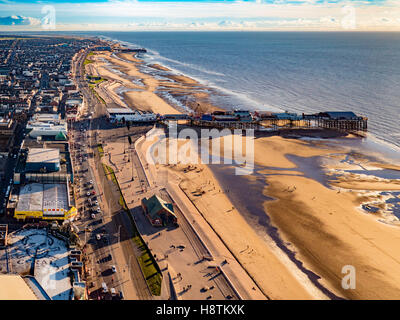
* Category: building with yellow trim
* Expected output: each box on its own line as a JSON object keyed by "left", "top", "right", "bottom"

{"left": 14, "top": 183, "right": 77, "bottom": 221}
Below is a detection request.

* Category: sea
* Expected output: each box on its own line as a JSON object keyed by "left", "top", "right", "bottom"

{"left": 29, "top": 31, "right": 400, "bottom": 155}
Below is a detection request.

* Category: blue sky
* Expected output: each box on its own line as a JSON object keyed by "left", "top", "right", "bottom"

{"left": 0, "top": 0, "right": 399, "bottom": 31}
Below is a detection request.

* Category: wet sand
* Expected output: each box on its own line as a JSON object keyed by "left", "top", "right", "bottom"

{"left": 144, "top": 131, "right": 400, "bottom": 299}
{"left": 87, "top": 48, "right": 400, "bottom": 300}
{"left": 86, "top": 51, "right": 222, "bottom": 115}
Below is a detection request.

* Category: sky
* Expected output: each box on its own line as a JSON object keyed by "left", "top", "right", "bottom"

{"left": 0, "top": 0, "right": 399, "bottom": 31}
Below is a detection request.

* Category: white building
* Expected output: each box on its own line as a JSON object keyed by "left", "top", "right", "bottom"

{"left": 107, "top": 107, "right": 157, "bottom": 123}
{"left": 26, "top": 118, "right": 68, "bottom": 140}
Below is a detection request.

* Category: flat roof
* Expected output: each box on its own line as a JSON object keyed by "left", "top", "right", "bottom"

{"left": 0, "top": 275, "right": 38, "bottom": 300}
{"left": 3, "top": 228, "right": 73, "bottom": 300}
{"left": 32, "top": 114, "right": 60, "bottom": 121}
{"left": 16, "top": 183, "right": 69, "bottom": 214}
{"left": 27, "top": 148, "right": 60, "bottom": 164}
{"left": 108, "top": 108, "right": 136, "bottom": 114}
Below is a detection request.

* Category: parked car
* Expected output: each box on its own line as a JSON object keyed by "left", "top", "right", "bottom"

{"left": 111, "top": 265, "right": 117, "bottom": 273}
{"left": 91, "top": 214, "right": 96, "bottom": 219}
{"left": 102, "top": 282, "right": 108, "bottom": 293}
{"left": 96, "top": 234, "right": 102, "bottom": 241}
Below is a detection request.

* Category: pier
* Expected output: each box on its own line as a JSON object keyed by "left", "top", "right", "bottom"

{"left": 158, "top": 110, "right": 368, "bottom": 134}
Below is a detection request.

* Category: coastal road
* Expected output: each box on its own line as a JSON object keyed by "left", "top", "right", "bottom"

{"left": 72, "top": 49, "right": 152, "bottom": 300}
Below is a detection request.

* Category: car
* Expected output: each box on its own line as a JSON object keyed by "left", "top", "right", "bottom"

{"left": 101, "top": 282, "right": 108, "bottom": 293}
{"left": 91, "top": 191, "right": 96, "bottom": 195}
{"left": 111, "top": 265, "right": 117, "bottom": 273}
{"left": 91, "top": 214, "right": 96, "bottom": 219}
{"left": 96, "top": 234, "right": 102, "bottom": 241}
{"left": 86, "top": 192, "right": 91, "bottom": 197}
{"left": 96, "top": 207, "right": 101, "bottom": 213}
{"left": 89, "top": 180, "right": 93, "bottom": 185}
{"left": 119, "top": 291, "right": 124, "bottom": 300}
{"left": 110, "top": 288, "right": 116, "bottom": 296}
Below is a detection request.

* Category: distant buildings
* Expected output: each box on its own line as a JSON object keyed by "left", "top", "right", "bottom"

{"left": 0, "top": 35, "right": 110, "bottom": 301}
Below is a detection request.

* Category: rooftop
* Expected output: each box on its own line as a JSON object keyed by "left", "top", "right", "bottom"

{"left": 27, "top": 148, "right": 60, "bottom": 165}
{"left": 16, "top": 183, "right": 69, "bottom": 214}
{"left": 2, "top": 228, "right": 73, "bottom": 300}
{"left": 107, "top": 107, "right": 136, "bottom": 114}
{"left": 143, "top": 195, "right": 176, "bottom": 220}
{"left": 0, "top": 275, "right": 38, "bottom": 300}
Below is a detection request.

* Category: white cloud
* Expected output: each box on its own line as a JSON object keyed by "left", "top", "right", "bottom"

{"left": 0, "top": 15, "right": 40, "bottom": 26}
{"left": 0, "top": 0, "right": 400, "bottom": 31}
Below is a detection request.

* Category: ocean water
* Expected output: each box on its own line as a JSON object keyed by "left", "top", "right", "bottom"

{"left": 64, "top": 31, "right": 400, "bottom": 151}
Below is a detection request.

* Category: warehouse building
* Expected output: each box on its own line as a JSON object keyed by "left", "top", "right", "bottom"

{"left": 26, "top": 148, "right": 60, "bottom": 173}
{"left": 14, "top": 183, "right": 77, "bottom": 221}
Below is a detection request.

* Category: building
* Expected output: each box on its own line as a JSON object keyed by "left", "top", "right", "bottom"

{"left": 0, "top": 275, "right": 40, "bottom": 300}
{"left": 141, "top": 195, "right": 177, "bottom": 227}
{"left": 0, "top": 224, "right": 7, "bottom": 247}
{"left": 107, "top": 108, "right": 157, "bottom": 123}
{"left": 14, "top": 183, "right": 77, "bottom": 221}
{"left": 26, "top": 120, "right": 68, "bottom": 140}
{"left": 1, "top": 227, "right": 78, "bottom": 300}
{"left": 233, "top": 109, "right": 253, "bottom": 122}
{"left": 318, "top": 111, "right": 359, "bottom": 120}
{"left": 0, "top": 117, "right": 17, "bottom": 155}
{"left": 31, "top": 113, "right": 60, "bottom": 122}
{"left": 26, "top": 148, "right": 60, "bottom": 173}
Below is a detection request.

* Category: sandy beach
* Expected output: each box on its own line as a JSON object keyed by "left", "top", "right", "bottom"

{"left": 140, "top": 129, "right": 400, "bottom": 299}
{"left": 85, "top": 51, "right": 222, "bottom": 115}
{"left": 86, "top": 48, "right": 400, "bottom": 300}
